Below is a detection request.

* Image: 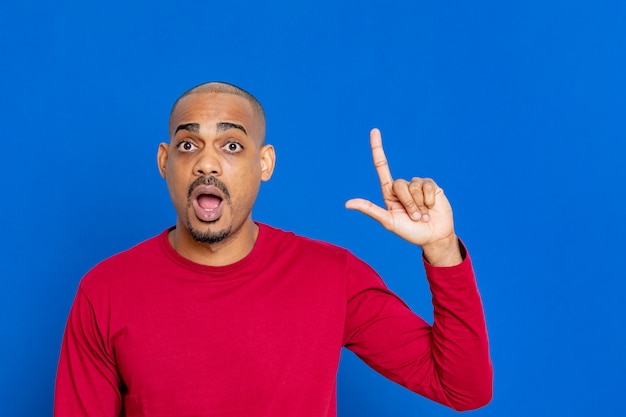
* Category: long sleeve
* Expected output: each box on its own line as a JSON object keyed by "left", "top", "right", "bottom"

{"left": 53, "top": 227, "right": 492, "bottom": 416}
{"left": 343, "top": 242, "right": 492, "bottom": 411}
{"left": 54, "top": 286, "right": 123, "bottom": 417}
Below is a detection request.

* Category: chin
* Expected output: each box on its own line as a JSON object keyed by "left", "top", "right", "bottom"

{"left": 187, "top": 221, "right": 232, "bottom": 244}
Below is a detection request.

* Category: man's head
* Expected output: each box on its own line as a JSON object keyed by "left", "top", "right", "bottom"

{"left": 169, "top": 82, "right": 266, "bottom": 143}
{"left": 158, "top": 82, "right": 275, "bottom": 252}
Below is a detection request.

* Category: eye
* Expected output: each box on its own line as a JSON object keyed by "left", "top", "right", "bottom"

{"left": 222, "top": 141, "right": 244, "bottom": 154}
{"left": 177, "top": 141, "right": 198, "bottom": 153}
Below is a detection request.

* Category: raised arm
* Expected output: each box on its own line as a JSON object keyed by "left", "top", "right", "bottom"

{"left": 344, "top": 129, "right": 492, "bottom": 410}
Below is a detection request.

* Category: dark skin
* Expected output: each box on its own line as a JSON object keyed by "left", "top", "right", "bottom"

{"left": 157, "top": 91, "right": 275, "bottom": 266}
{"left": 158, "top": 90, "right": 461, "bottom": 267}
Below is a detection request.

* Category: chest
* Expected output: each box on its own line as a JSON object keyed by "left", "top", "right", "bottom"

{"left": 109, "top": 268, "right": 346, "bottom": 403}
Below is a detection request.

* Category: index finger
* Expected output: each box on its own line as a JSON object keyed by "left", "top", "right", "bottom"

{"left": 370, "top": 128, "right": 394, "bottom": 196}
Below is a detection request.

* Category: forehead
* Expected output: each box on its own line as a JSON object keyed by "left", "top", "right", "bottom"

{"left": 169, "top": 92, "right": 262, "bottom": 137}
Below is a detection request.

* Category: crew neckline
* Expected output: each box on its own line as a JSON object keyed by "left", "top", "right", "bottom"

{"left": 159, "top": 222, "right": 269, "bottom": 276}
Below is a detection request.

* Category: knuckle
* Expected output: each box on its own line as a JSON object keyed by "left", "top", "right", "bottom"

{"left": 391, "top": 179, "right": 407, "bottom": 192}
{"left": 408, "top": 181, "right": 423, "bottom": 193}
{"left": 403, "top": 199, "right": 416, "bottom": 209}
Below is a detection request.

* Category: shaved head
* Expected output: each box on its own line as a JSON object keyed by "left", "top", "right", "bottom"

{"left": 170, "top": 81, "right": 266, "bottom": 141}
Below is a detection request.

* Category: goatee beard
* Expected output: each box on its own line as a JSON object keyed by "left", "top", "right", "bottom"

{"left": 187, "top": 221, "right": 232, "bottom": 244}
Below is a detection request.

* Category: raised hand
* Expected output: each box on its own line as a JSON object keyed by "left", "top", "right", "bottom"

{"left": 345, "top": 129, "right": 462, "bottom": 266}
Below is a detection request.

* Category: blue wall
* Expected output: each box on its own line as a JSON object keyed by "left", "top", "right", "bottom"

{"left": 1, "top": 1, "right": 625, "bottom": 416}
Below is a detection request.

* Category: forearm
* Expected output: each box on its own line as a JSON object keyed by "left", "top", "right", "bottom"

{"left": 343, "top": 246, "right": 492, "bottom": 411}
{"left": 424, "top": 245, "right": 492, "bottom": 410}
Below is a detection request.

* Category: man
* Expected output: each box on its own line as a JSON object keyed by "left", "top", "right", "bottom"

{"left": 54, "top": 82, "right": 492, "bottom": 416}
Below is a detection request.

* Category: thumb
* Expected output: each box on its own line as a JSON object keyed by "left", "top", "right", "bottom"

{"left": 345, "top": 198, "right": 391, "bottom": 228}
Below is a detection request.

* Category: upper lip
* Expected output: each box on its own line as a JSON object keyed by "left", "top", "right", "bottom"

{"left": 190, "top": 185, "right": 224, "bottom": 202}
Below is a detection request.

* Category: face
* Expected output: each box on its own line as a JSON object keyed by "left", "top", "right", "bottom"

{"left": 158, "top": 92, "right": 275, "bottom": 246}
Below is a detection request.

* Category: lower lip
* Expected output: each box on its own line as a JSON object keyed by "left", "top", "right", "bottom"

{"left": 192, "top": 200, "right": 224, "bottom": 222}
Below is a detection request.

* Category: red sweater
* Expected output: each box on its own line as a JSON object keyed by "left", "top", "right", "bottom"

{"left": 55, "top": 223, "right": 492, "bottom": 416}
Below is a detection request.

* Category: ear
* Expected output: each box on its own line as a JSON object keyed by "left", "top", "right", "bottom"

{"left": 260, "top": 144, "right": 276, "bottom": 181}
{"left": 157, "top": 143, "right": 169, "bottom": 178}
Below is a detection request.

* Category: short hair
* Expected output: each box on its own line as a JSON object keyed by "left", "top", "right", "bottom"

{"left": 169, "top": 81, "right": 266, "bottom": 128}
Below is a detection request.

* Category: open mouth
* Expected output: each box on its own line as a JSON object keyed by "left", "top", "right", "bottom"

{"left": 197, "top": 193, "right": 222, "bottom": 212}
{"left": 190, "top": 185, "right": 226, "bottom": 222}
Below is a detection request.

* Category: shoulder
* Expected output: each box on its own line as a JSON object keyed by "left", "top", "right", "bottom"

{"left": 258, "top": 222, "right": 350, "bottom": 259}
{"left": 79, "top": 229, "right": 169, "bottom": 295}
{"left": 256, "top": 223, "right": 377, "bottom": 276}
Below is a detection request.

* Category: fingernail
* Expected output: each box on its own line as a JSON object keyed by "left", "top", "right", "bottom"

{"left": 412, "top": 212, "right": 421, "bottom": 220}
{"left": 422, "top": 214, "right": 430, "bottom": 222}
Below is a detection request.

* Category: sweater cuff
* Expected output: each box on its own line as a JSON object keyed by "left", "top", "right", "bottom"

{"left": 422, "top": 239, "right": 474, "bottom": 281}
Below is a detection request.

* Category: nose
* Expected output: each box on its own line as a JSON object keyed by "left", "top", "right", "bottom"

{"left": 193, "top": 149, "right": 222, "bottom": 177}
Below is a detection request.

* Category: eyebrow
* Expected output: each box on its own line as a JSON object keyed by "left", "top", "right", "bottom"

{"left": 174, "top": 122, "right": 247, "bottom": 136}
{"left": 216, "top": 122, "right": 247, "bottom": 135}
{"left": 175, "top": 123, "right": 200, "bottom": 134}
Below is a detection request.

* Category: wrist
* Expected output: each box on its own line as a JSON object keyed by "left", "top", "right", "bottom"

{"left": 421, "top": 234, "right": 463, "bottom": 266}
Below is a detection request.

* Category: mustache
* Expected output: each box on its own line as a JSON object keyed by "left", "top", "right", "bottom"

{"left": 187, "top": 176, "right": 231, "bottom": 202}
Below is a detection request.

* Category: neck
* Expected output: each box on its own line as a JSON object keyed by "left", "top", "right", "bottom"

{"left": 168, "top": 220, "right": 259, "bottom": 267}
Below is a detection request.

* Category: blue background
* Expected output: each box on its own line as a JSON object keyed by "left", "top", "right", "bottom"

{"left": 1, "top": 1, "right": 625, "bottom": 416}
